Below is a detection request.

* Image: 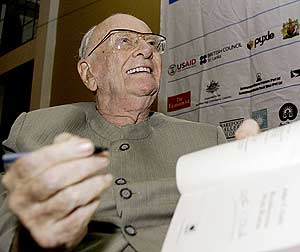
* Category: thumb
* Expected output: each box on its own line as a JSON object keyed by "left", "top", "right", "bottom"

{"left": 235, "top": 119, "right": 260, "bottom": 140}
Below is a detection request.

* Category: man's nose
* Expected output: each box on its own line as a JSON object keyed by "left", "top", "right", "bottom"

{"left": 132, "top": 38, "right": 154, "bottom": 59}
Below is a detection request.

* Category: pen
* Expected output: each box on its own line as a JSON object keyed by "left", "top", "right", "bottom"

{"left": 2, "top": 146, "right": 109, "bottom": 165}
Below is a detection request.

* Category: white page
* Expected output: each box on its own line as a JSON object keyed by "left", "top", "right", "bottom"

{"left": 163, "top": 120, "right": 300, "bottom": 252}
{"left": 177, "top": 120, "right": 300, "bottom": 194}
{"left": 163, "top": 165, "right": 300, "bottom": 252}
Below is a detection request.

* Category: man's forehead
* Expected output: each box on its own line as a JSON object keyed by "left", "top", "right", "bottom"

{"left": 96, "top": 14, "right": 151, "bottom": 38}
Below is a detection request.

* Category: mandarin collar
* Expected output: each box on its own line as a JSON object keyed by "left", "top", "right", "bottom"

{"left": 87, "top": 105, "right": 153, "bottom": 141}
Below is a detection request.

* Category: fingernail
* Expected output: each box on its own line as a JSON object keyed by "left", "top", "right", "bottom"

{"left": 78, "top": 141, "right": 93, "bottom": 152}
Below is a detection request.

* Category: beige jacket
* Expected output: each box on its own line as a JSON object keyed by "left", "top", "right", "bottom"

{"left": 0, "top": 102, "right": 226, "bottom": 252}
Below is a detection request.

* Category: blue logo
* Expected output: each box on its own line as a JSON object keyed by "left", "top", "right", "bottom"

{"left": 252, "top": 108, "right": 268, "bottom": 129}
{"left": 169, "top": 0, "right": 178, "bottom": 4}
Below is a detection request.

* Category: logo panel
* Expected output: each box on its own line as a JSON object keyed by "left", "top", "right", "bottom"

{"left": 239, "top": 74, "right": 282, "bottom": 96}
{"left": 291, "top": 68, "right": 300, "bottom": 78}
{"left": 252, "top": 109, "right": 268, "bottom": 129}
{"left": 281, "top": 18, "right": 300, "bottom": 39}
{"left": 168, "top": 58, "right": 197, "bottom": 76}
{"left": 219, "top": 118, "right": 244, "bottom": 139}
{"left": 279, "top": 103, "right": 298, "bottom": 126}
{"left": 199, "top": 42, "right": 242, "bottom": 66}
{"left": 247, "top": 31, "right": 275, "bottom": 50}
{"left": 168, "top": 91, "right": 191, "bottom": 112}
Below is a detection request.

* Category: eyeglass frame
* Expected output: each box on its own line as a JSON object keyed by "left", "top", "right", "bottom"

{"left": 86, "top": 28, "right": 167, "bottom": 57}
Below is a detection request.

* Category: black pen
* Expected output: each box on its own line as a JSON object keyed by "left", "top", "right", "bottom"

{"left": 2, "top": 146, "right": 109, "bottom": 165}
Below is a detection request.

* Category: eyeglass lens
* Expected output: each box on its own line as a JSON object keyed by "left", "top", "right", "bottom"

{"left": 112, "top": 32, "right": 165, "bottom": 54}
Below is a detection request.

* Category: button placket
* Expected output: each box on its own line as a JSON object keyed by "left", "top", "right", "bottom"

{"left": 120, "top": 188, "right": 132, "bottom": 199}
{"left": 124, "top": 225, "right": 137, "bottom": 236}
{"left": 119, "top": 143, "right": 130, "bottom": 151}
{"left": 115, "top": 177, "right": 127, "bottom": 185}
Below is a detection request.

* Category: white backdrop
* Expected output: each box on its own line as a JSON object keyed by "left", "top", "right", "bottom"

{"left": 159, "top": 0, "right": 300, "bottom": 139}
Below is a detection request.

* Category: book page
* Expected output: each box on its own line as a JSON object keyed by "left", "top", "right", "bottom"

{"left": 177, "top": 120, "right": 300, "bottom": 194}
{"left": 163, "top": 120, "right": 300, "bottom": 252}
{"left": 163, "top": 165, "right": 300, "bottom": 252}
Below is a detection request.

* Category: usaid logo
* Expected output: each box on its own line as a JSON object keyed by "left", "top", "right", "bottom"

{"left": 169, "top": 0, "right": 179, "bottom": 4}
{"left": 247, "top": 30, "right": 275, "bottom": 50}
{"left": 168, "top": 58, "right": 197, "bottom": 76}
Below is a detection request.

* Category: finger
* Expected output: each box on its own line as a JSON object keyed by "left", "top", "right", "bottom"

{"left": 28, "top": 156, "right": 110, "bottom": 200}
{"left": 57, "top": 199, "right": 101, "bottom": 249}
{"left": 53, "top": 132, "right": 74, "bottom": 143}
{"left": 35, "top": 174, "right": 112, "bottom": 221}
{"left": 2, "top": 137, "right": 95, "bottom": 190}
{"left": 235, "top": 119, "right": 260, "bottom": 140}
{"left": 8, "top": 174, "right": 112, "bottom": 233}
{"left": 30, "top": 199, "right": 100, "bottom": 249}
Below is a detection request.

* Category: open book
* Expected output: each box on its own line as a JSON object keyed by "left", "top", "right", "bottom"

{"left": 162, "top": 120, "right": 300, "bottom": 252}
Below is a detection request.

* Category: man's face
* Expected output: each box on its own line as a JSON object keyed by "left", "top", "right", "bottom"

{"left": 88, "top": 15, "right": 162, "bottom": 111}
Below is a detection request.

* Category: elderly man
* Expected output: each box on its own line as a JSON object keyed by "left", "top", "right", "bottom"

{"left": 0, "top": 14, "right": 257, "bottom": 252}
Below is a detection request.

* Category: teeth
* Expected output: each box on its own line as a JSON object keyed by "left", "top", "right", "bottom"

{"left": 127, "top": 67, "right": 151, "bottom": 74}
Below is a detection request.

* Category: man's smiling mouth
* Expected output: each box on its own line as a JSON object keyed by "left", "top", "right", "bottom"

{"left": 126, "top": 67, "right": 152, "bottom": 74}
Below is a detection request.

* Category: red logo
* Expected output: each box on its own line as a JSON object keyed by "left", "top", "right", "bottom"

{"left": 167, "top": 91, "right": 191, "bottom": 112}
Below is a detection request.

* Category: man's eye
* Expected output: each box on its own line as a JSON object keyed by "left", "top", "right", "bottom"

{"left": 147, "top": 40, "right": 157, "bottom": 46}
{"left": 119, "top": 37, "right": 131, "bottom": 44}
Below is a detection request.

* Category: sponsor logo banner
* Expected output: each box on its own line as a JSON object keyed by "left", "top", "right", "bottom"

{"left": 219, "top": 118, "right": 244, "bottom": 139}
{"left": 291, "top": 68, "right": 300, "bottom": 78}
{"left": 199, "top": 42, "right": 242, "bottom": 65}
{"left": 247, "top": 30, "right": 275, "bottom": 50}
{"left": 168, "top": 58, "right": 197, "bottom": 76}
{"left": 252, "top": 108, "right": 268, "bottom": 129}
{"left": 239, "top": 74, "right": 282, "bottom": 95}
{"left": 281, "top": 18, "right": 299, "bottom": 39}
{"left": 197, "top": 80, "right": 231, "bottom": 106}
{"left": 279, "top": 103, "right": 298, "bottom": 126}
{"left": 169, "top": 0, "right": 178, "bottom": 4}
{"left": 167, "top": 91, "right": 191, "bottom": 112}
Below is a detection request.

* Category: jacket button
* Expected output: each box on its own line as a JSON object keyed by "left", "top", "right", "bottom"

{"left": 120, "top": 188, "right": 132, "bottom": 199}
{"left": 119, "top": 143, "right": 130, "bottom": 151}
{"left": 115, "top": 178, "right": 127, "bottom": 185}
{"left": 124, "top": 225, "right": 137, "bottom": 236}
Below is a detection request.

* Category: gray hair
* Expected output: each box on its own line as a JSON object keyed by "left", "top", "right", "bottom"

{"left": 78, "top": 25, "right": 97, "bottom": 59}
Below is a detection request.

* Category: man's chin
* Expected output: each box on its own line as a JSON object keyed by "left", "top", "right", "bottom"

{"left": 134, "top": 87, "right": 158, "bottom": 97}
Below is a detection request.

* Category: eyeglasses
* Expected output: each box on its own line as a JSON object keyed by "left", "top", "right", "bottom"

{"left": 87, "top": 29, "right": 167, "bottom": 57}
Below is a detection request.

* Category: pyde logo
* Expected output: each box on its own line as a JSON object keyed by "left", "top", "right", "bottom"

{"left": 247, "top": 31, "right": 274, "bottom": 50}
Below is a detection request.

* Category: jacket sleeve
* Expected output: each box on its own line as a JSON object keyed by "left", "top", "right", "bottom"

{"left": 0, "top": 113, "right": 27, "bottom": 252}
{"left": 2, "top": 112, "right": 27, "bottom": 154}
{"left": 0, "top": 173, "right": 19, "bottom": 252}
{"left": 217, "top": 126, "right": 227, "bottom": 144}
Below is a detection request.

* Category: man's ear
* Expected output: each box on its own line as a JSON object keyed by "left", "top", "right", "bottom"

{"left": 77, "top": 60, "right": 97, "bottom": 91}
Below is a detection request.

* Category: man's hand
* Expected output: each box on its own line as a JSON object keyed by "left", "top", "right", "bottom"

{"left": 235, "top": 119, "right": 260, "bottom": 140}
{"left": 2, "top": 133, "right": 112, "bottom": 249}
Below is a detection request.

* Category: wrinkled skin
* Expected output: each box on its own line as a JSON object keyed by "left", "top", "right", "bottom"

{"left": 2, "top": 14, "right": 161, "bottom": 249}
{"left": 2, "top": 133, "right": 112, "bottom": 249}
{"left": 1, "top": 14, "right": 260, "bottom": 249}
